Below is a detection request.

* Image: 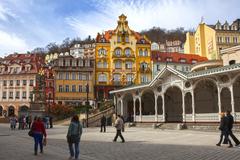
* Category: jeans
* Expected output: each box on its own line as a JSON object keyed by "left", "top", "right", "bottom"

{"left": 68, "top": 142, "right": 80, "bottom": 159}
{"left": 218, "top": 130, "right": 232, "bottom": 146}
{"left": 33, "top": 133, "right": 43, "bottom": 153}
{"left": 100, "top": 125, "right": 106, "bottom": 132}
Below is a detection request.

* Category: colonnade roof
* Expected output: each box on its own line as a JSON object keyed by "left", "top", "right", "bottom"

{"left": 110, "top": 63, "right": 240, "bottom": 94}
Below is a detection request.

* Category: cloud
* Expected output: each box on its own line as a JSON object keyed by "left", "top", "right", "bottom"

{"left": 0, "top": 30, "right": 29, "bottom": 54}
{"left": 0, "top": 2, "right": 16, "bottom": 21}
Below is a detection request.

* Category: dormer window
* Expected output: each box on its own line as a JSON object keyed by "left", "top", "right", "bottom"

{"left": 179, "top": 58, "right": 187, "bottom": 63}
{"left": 140, "top": 39, "right": 145, "bottom": 44}
{"left": 100, "top": 38, "right": 105, "bottom": 43}
{"left": 166, "top": 57, "right": 173, "bottom": 62}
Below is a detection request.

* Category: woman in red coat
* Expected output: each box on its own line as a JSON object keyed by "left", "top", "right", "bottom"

{"left": 31, "top": 117, "right": 47, "bottom": 155}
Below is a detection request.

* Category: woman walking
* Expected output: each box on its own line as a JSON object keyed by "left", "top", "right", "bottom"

{"left": 67, "top": 115, "right": 83, "bottom": 160}
{"left": 31, "top": 117, "right": 47, "bottom": 155}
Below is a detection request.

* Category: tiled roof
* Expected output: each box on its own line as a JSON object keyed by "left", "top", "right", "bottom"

{"left": 151, "top": 51, "right": 208, "bottom": 64}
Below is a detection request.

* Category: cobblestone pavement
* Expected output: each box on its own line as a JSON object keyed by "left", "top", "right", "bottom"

{"left": 0, "top": 124, "right": 240, "bottom": 160}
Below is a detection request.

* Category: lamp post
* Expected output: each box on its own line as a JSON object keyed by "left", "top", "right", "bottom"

{"left": 86, "top": 83, "right": 89, "bottom": 127}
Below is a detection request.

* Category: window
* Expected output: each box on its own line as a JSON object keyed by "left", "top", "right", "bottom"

{"left": 65, "top": 85, "right": 69, "bottom": 92}
{"left": 217, "top": 37, "right": 222, "bottom": 43}
{"left": 3, "top": 80, "right": 7, "bottom": 86}
{"left": 225, "top": 37, "right": 230, "bottom": 43}
{"left": 140, "top": 62, "right": 148, "bottom": 71}
{"left": 59, "top": 85, "right": 63, "bottom": 92}
{"left": 166, "top": 57, "right": 173, "bottom": 62}
{"left": 72, "top": 85, "right": 76, "bottom": 92}
{"left": 127, "top": 74, "right": 133, "bottom": 82}
{"left": 79, "top": 60, "right": 84, "bottom": 67}
{"left": 113, "top": 74, "right": 121, "bottom": 82}
{"left": 10, "top": 80, "right": 13, "bottom": 86}
{"left": 229, "top": 60, "right": 236, "bottom": 65}
{"left": 59, "top": 73, "right": 63, "bottom": 79}
{"left": 192, "top": 60, "right": 197, "bottom": 64}
{"left": 179, "top": 59, "right": 187, "bottom": 63}
{"left": 66, "top": 73, "right": 69, "bottom": 80}
{"left": 103, "top": 61, "right": 108, "bottom": 68}
{"left": 117, "top": 36, "right": 121, "bottom": 43}
{"left": 125, "top": 61, "right": 133, "bottom": 69}
{"left": 141, "top": 75, "right": 148, "bottom": 83}
{"left": 49, "top": 82, "right": 52, "bottom": 87}
{"left": 139, "top": 49, "right": 143, "bottom": 56}
{"left": 125, "top": 36, "right": 129, "bottom": 43}
{"left": 85, "top": 60, "right": 90, "bottom": 67}
{"left": 97, "top": 61, "right": 102, "bottom": 68}
{"left": 23, "top": 80, "right": 27, "bottom": 86}
{"left": 16, "top": 91, "right": 20, "bottom": 99}
{"left": 2, "top": 91, "right": 6, "bottom": 99}
{"left": 78, "top": 85, "right": 82, "bottom": 92}
{"left": 115, "top": 49, "right": 121, "bottom": 56}
{"left": 98, "top": 48, "right": 107, "bottom": 56}
{"left": 22, "top": 91, "right": 26, "bottom": 99}
{"left": 16, "top": 80, "right": 20, "bottom": 86}
{"left": 143, "top": 49, "right": 148, "bottom": 56}
{"left": 233, "top": 37, "right": 238, "bottom": 43}
{"left": 98, "top": 74, "right": 107, "bottom": 82}
{"left": 30, "top": 80, "right": 34, "bottom": 86}
{"left": 115, "top": 61, "right": 122, "bottom": 69}
{"left": 72, "top": 73, "right": 76, "bottom": 80}
{"left": 82, "top": 74, "right": 87, "bottom": 81}
{"left": 125, "top": 48, "right": 131, "bottom": 57}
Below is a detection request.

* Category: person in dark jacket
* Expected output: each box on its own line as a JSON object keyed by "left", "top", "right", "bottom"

{"left": 31, "top": 117, "right": 47, "bottom": 155}
{"left": 67, "top": 115, "right": 83, "bottom": 160}
{"left": 216, "top": 112, "right": 233, "bottom": 147}
{"left": 226, "top": 110, "right": 240, "bottom": 146}
{"left": 100, "top": 115, "right": 106, "bottom": 132}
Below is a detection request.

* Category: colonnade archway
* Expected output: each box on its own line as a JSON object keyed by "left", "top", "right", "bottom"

{"left": 141, "top": 90, "right": 155, "bottom": 115}
{"left": 157, "top": 96, "right": 163, "bottom": 115}
{"left": 122, "top": 93, "right": 134, "bottom": 122}
{"left": 194, "top": 80, "right": 218, "bottom": 113}
{"left": 220, "top": 87, "right": 232, "bottom": 112}
{"left": 185, "top": 92, "right": 192, "bottom": 114}
{"left": 18, "top": 105, "right": 29, "bottom": 117}
{"left": 233, "top": 76, "right": 240, "bottom": 112}
{"left": 164, "top": 86, "right": 183, "bottom": 122}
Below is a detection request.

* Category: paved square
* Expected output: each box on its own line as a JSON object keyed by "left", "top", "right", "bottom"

{"left": 0, "top": 124, "right": 240, "bottom": 160}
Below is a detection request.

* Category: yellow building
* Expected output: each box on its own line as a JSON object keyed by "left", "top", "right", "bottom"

{"left": 95, "top": 14, "right": 151, "bottom": 100}
{"left": 184, "top": 19, "right": 240, "bottom": 60}
{"left": 52, "top": 52, "right": 95, "bottom": 107}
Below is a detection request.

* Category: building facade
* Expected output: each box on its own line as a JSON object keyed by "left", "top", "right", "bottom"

{"left": 95, "top": 14, "right": 151, "bottom": 100}
{"left": 220, "top": 45, "right": 240, "bottom": 66}
{"left": 0, "top": 53, "right": 45, "bottom": 117}
{"left": 70, "top": 43, "right": 95, "bottom": 58}
{"left": 151, "top": 40, "right": 184, "bottom": 53}
{"left": 52, "top": 52, "right": 95, "bottom": 107}
{"left": 184, "top": 19, "right": 240, "bottom": 60}
{"left": 151, "top": 51, "right": 208, "bottom": 78}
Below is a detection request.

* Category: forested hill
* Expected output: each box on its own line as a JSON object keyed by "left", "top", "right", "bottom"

{"left": 140, "top": 27, "right": 188, "bottom": 43}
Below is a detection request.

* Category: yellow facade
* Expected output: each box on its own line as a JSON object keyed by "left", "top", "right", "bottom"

{"left": 95, "top": 14, "right": 151, "bottom": 99}
{"left": 184, "top": 20, "right": 240, "bottom": 60}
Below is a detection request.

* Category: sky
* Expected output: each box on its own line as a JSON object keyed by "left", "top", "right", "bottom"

{"left": 0, "top": 0, "right": 239, "bottom": 56}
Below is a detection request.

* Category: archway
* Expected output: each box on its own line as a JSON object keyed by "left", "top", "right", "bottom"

{"left": 164, "top": 86, "right": 183, "bottom": 122}
{"left": 8, "top": 106, "right": 15, "bottom": 117}
{"left": 141, "top": 89, "right": 155, "bottom": 115}
{"left": 194, "top": 80, "right": 218, "bottom": 113}
{"left": 135, "top": 98, "right": 140, "bottom": 116}
{"left": 220, "top": 87, "right": 232, "bottom": 112}
{"left": 123, "top": 93, "right": 134, "bottom": 122}
{"left": 117, "top": 100, "right": 121, "bottom": 115}
{"left": 185, "top": 92, "right": 192, "bottom": 114}
{"left": 0, "top": 106, "right": 3, "bottom": 116}
{"left": 233, "top": 76, "right": 240, "bottom": 112}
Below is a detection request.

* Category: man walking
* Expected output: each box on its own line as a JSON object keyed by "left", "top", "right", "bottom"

{"left": 100, "top": 115, "right": 106, "bottom": 132}
{"left": 226, "top": 110, "right": 240, "bottom": 146}
{"left": 113, "top": 115, "right": 125, "bottom": 143}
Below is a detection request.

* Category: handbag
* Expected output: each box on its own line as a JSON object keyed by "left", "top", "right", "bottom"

{"left": 28, "top": 130, "right": 33, "bottom": 137}
{"left": 43, "top": 138, "right": 47, "bottom": 146}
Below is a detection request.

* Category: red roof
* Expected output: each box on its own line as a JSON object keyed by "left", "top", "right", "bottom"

{"left": 151, "top": 51, "right": 208, "bottom": 64}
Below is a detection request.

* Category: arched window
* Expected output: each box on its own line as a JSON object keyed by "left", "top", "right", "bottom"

{"left": 115, "top": 61, "right": 122, "bottom": 69}
{"left": 98, "top": 48, "right": 106, "bottom": 56}
{"left": 229, "top": 60, "right": 236, "bottom": 65}
{"left": 115, "top": 48, "right": 122, "bottom": 56}
{"left": 113, "top": 74, "right": 121, "bottom": 81}
{"left": 125, "top": 48, "right": 131, "bottom": 57}
{"left": 140, "top": 62, "right": 148, "bottom": 71}
{"left": 98, "top": 74, "right": 107, "bottom": 82}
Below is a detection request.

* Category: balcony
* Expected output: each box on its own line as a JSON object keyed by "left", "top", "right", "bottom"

{"left": 112, "top": 54, "right": 135, "bottom": 59}
{"left": 139, "top": 67, "right": 152, "bottom": 73}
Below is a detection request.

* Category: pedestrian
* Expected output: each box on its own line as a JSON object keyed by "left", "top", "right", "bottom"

{"left": 9, "top": 115, "right": 17, "bottom": 130}
{"left": 67, "top": 115, "right": 83, "bottom": 160}
{"left": 31, "top": 117, "right": 47, "bottom": 155}
{"left": 226, "top": 110, "right": 240, "bottom": 146}
{"left": 100, "top": 115, "right": 106, "bottom": 132}
{"left": 216, "top": 112, "right": 233, "bottom": 147}
{"left": 49, "top": 116, "right": 53, "bottom": 128}
{"left": 113, "top": 115, "right": 125, "bottom": 143}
